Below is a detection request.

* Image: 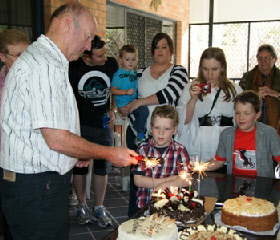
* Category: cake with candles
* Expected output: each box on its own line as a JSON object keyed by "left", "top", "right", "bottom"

{"left": 117, "top": 214, "right": 178, "bottom": 240}
{"left": 150, "top": 187, "right": 205, "bottom": 224}
{"left": 178, "top": 224, "right": 246, "bottom": 240}
{"left": 222, "top": 195, "right": 278, "bottom": 231}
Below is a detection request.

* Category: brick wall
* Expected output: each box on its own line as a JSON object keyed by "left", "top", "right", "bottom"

{"left": 44, "top": 0, "right": 189, "bottom": 66}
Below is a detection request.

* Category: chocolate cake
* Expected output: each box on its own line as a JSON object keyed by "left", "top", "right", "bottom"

{"left": 150, "top": 187, "right": 205, "bottom": 224}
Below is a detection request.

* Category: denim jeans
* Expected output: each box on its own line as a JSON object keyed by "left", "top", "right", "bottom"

{"left": 132, "top": 105, "right": 149, "bottom": 133}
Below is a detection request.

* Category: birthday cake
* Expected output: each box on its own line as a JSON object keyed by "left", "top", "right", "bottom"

{"left": 178, "top": 224, "right": 246, "bottom": 240}
{"left": 222, "top": 195, "right": 278, "bottom": 231}
{"left": 117, "top": 214, "right": 178, "bottom": 240}
{"left": 150, "top": 188, "right": 205, "bottom": 224}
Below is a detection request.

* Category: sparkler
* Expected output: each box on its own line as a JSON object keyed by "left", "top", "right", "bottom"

{"left": 179, "top": 170, "right": 189, "bottom": 191}
{"left": 190, "top": 157, "right": 211, "bottom": 195}
{"left": 140, "top": 156, "right": 162, "bottom": 189}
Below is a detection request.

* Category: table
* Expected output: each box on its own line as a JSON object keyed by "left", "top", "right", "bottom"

{"left": 105, "top": 173, "right": 280, "bottom": 240}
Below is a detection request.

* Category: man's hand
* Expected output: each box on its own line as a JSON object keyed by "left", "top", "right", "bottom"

{"left": 76, "top": 159, "right": 91, "bottom": 167}
{"left": 107, "top": 147, "right": 138, "bottom": 167}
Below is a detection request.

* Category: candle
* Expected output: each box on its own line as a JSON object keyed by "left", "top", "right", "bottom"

{"left": 157, "top": 189, "right": 162, "bottom": 201}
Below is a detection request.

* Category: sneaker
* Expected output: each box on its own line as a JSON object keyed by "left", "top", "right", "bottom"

{"left": 92, "top": 206, "right": 112, "bottom": 227}
{"left": 77, "top": 204, "right": 91, "bottom": 225}
{"left": 69, "top": 188, "right": 78, "bottom": 207}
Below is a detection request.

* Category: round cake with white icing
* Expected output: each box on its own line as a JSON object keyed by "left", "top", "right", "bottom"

{"left": 222, "top": 195, "right": 278, "bottom": 231}
{"left": 150, "top": 188, "right": 205, "bottom": 224}
{"left": 117, "top": 214, "right": 178, "bottom": 240}
{"left": 178, "top": 224, "right": 246, "bottom": 240}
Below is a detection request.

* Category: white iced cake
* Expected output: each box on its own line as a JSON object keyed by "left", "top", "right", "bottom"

{"left": 117, "top": 214, "right": 178, "bottom": 240}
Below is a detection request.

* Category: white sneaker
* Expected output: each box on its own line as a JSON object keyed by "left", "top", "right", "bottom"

{"left": 92, "top": 206, "right": 112, "bottom": 228}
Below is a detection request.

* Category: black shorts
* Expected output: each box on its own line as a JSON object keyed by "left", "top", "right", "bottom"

{"left": 73, "top": 126, "right": 113, "bottom": 176}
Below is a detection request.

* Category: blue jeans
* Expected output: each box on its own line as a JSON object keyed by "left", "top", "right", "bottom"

{"left": 132, "top": 106, "right": 149, "bottom": 133}
{"left": 0, "top": 168, "right": 72, "bottom": 240}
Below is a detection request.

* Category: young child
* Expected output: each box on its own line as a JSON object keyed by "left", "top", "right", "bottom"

{"left": 132, "top": 105, "right": 191, "bottom": 210}
{"left": 206, "top": 90, "right": 280, "bottom": 178}
{"left": 111, "top": 45, "right": 149, "bottom": 143}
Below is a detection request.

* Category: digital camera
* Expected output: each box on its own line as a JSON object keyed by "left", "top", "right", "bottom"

{"left": 197, "top": 83, "right": 211, "bottom": 94}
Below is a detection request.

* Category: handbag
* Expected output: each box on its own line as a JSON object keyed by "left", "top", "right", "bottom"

{"left": 198, "top": 88, "right": 221, "bottom": 126}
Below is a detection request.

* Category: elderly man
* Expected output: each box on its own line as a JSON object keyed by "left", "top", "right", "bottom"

{"left": 0, "top": 2, "right": 137, "bottom": 240}
{"left": 239, "top": 44, "right": 280, "bottom": 133}
{"left": 0, "top": 28, "right": 30, "bottom": 240}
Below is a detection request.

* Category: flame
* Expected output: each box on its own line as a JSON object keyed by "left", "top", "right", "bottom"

{"left": 191, "top": 157, "right": 210, "bottom": 179}
{"left": 143, "top": 156, "right": 162, "bottom": 169}
{"left": 179, "top": 170, "right": 189, "bottom": 180}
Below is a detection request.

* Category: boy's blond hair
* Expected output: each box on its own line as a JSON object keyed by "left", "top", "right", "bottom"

{"left": 150, "top": 105, "right": 179, "bottom": 127}
{"left": 119, "top": 45, "right": 138, "bottom": 58}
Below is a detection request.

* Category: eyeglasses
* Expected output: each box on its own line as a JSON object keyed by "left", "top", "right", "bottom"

{"left": 4, "top": 52, "right": 21, "bottom": 58}
{"left": 257, "top": 57, "right": 273, "bottom": 62}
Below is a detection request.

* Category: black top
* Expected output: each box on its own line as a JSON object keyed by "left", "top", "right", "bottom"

{"left": 69, "top": 57, "right": 118, "bottom": 128}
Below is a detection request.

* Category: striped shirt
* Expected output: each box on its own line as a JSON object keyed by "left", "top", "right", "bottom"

{"left": 0, "top": 35, "right": 79, "bottom": 175}
{"left": 132, "top": 138, "right": 190, "bottom": 208}
{"left": 128, "top": 65, "right": 188, "bottom": 135}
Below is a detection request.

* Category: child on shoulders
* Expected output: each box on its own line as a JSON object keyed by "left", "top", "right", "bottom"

{"left": 206, "top": 90, "right": 280, "bottom": 178}
{"left": 111, "top": 45, "right": 149, "bottom": 144}
{"left": 132, "top": 105, "right": 191, "bottom": 210}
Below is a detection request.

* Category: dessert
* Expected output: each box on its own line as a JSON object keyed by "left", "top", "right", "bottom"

{"left": 150, "top": 187, "right": 205, "bottom": 224}
{"left": 117, "top": 214, "right": 178, "bottom": 240}
{"left": 222, "top": 195, "right": 278, "bottom": 231}
{"left": 178, "top": 224, "right": 246, "bottom": 240}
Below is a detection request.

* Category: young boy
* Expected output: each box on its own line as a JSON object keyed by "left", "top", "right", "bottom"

{"left": 206, "top": 90, "right": 280, "bottom": 179}
{"left": 111, "top": 45, "right": 149, "bottom": 143}
{"left": 132, "top": 105, "right": 191, "bottom": 209}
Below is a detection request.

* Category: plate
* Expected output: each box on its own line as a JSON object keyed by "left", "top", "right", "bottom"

{"left": 215, "top": 211, "right": 280, "bottom": 236}
{"left": 176, "top": 212, "right": 208, "bottom": 227}
{"left": 143, "top": 209, "right": 207, "bottom": 227}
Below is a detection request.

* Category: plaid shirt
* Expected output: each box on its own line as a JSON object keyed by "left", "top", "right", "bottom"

{"left": 132, "top": 138, "right": 190, "bottom": 208}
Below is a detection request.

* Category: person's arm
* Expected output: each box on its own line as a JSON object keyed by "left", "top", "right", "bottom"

{"left": 126, "top": 65, "right": 188, "bottom": 114}
{"left": 127, "top": 94, "right": 159, "bottom": 113}
{"left": 154, "top": 175, "right": 192, "bottom": 191}
{"left": 41, "top": 128, "right": 138, "bottom": 167}
{"left": 205, "top": 158, "right": 225, "bottom": 171}
{"left": 184, "top": 83, "right": 200, "bottom": 124}
{"left": 111, "top": 87, "right": 135, "bottom": 96}
{"left": 134, "top": 174, "right": 178, "bottom": 188}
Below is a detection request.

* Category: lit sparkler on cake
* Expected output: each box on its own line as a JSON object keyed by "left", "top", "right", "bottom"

{"left": 178, "top": 170, "right": 192, "bottom": 191}
{"left": 190, "top": 157, "right": 211, "bottom": 195}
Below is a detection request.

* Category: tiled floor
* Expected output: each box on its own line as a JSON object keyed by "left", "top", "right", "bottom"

{"left": 69, "top": 167, "right": 129, "bottom": 240}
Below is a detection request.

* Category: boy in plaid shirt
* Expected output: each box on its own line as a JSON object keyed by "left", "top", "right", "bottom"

{"left": 132, "top": 105, "right": 191, "bottom": 209}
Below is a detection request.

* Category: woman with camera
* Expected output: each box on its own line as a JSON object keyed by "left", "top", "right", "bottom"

{"left": 176, "top": 47, "right": 242, "bottom": 168}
